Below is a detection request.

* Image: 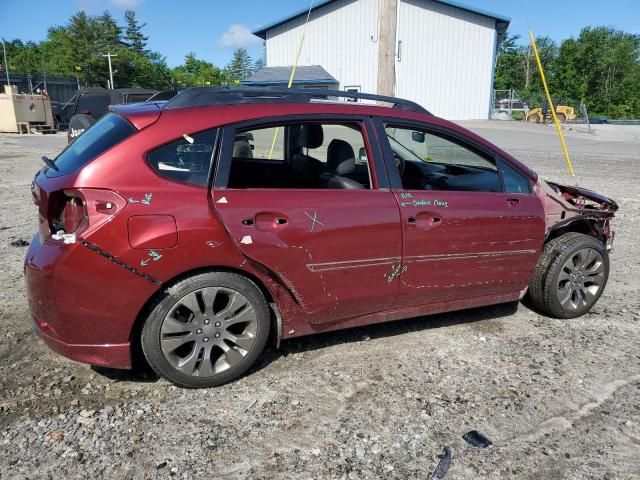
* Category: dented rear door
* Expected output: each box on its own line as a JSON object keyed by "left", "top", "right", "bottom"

{"left": 211, "top": 118, "right": 403, "bottom": 325}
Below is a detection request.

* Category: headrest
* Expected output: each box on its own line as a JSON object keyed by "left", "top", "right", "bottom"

{"left": 294, "top": 124, "right": 324, "bottom": 149}
{"left": 327, "top": 139, "right": 356, "bottom": 175}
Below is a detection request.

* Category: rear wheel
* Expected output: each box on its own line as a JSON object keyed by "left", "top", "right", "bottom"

{"left": 141, "top": 272, "right": 270, "bottom": 388}
{"left": 527, "top": 233, "right": 609, "bottom": 319}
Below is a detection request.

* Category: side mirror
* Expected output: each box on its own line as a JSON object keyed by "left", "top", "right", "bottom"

{"left": 411, "top": 131, "right": 425, "bottom": 143}
{"left": 358, "top": 147, "right": 368, "bottom": 163}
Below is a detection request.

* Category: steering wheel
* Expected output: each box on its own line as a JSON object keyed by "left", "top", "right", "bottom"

{"left": 392, "top": 151, "right": 406, "bottom": 178}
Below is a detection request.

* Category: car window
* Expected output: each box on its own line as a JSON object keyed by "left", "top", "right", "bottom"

{"left": 385, "top": 125, "right": 501, "bottom": 193}
{"left": 50, "top": 113, "right": 136, "bottom": 177}
{"left": 499, "top": 159, "right": 531, "bottom": 194}
{"left": 147, "top": 129, "right": 218, "bottom": 187}
{"left": 76, "top": 94, "right": 111, "bottom": 117}
{"left": 226, "top": 122, "right": 371, "bottom": 190}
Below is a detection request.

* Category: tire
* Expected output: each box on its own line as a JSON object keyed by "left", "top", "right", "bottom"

{"left": 141, "top": 272, "right": 270, "bottom": 388}
{"left": 67, "top": 114, "right": 96, "bottom": 142}
{"left": 527, "top": 233, "right": 609, "bottom": 319}
{"left": 557, "top": 113, "right": 567, "bottom": 123}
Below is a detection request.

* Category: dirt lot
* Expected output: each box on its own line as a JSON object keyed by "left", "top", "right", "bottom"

{"left": 0, "top": 122, "right": 639, "bottom": 479}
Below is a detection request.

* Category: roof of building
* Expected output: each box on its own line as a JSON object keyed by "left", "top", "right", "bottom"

{"left": 241, "top": 66, "right": 339, "bottom": 86}
{"left": 252, "top": 0, "right": 510, "bottom": 40}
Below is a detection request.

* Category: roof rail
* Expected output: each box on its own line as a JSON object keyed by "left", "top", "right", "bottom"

{"left": 164, "top": 86, "right": 430, "bottom": 114}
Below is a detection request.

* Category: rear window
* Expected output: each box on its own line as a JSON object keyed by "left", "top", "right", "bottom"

{"left": 76, "top": 94, "right": 111, "bottom": 117}
{"left": 51, "top": 113, "right": 135, "bottom": 177}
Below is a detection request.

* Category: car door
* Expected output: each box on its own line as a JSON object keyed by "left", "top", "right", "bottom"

{"left": 212, "top": 116, "right": 403, "bottom": 325}
{"left": 376, "top": 119, "right": 546, "bottom": 309}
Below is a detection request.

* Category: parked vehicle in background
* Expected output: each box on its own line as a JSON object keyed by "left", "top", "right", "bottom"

{"left": 66, "top": 87, "right": 158, "bottom": 142}
{"left": 494, "top": 98, "right": 529, "bottom": 112}
{"left": 25, "top": 87, "right": 618, "bottom": 388}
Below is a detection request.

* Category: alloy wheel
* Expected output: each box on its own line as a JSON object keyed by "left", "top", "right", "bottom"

{"left": 160, "top": 287, "right": 258, "bottom": 377}
{"left": 556, "top": 247, "right": 605, "bottom": 311}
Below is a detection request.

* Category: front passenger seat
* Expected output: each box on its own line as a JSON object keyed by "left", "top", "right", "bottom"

{"left": 324, "top": 139, "right": 364, "bottom": 189}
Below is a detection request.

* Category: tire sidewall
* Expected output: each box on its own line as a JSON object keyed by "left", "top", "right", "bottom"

{"left": 545, "top": 237, "right": 609, "bottom": 318}
{"left": 141, "top": 272, "right": 270, "bottom": 388}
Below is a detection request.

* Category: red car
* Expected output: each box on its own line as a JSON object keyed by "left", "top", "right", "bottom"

{"left": 25, "top": 87, "right": 618, "bottom": 388}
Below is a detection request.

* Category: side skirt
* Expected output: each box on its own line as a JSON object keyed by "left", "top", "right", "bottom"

{"left": 284, "top": 290, "right": 522, "bottom": 339}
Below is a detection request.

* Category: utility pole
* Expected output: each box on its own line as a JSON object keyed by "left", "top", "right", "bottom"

{"left": 101, "top": 52, "right": 117, "bottom": 89}
{"left": 2, "top": 38, "right": 10, "bottom": 85}
{"left": 376, "top": 0, "right": 397, "bottom": 98}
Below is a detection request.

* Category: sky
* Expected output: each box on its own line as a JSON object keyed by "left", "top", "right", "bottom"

{"left": 1, "top": 0, "right": 639, "bottom": 68}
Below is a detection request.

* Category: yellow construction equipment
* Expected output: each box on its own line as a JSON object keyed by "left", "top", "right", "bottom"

{"left": 526, "top": 104, "right": 576, "bottom": 123}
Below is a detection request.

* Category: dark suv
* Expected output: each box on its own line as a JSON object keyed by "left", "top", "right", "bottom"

{"left": 66, "top": 87, "right": 159, "bottom": 142}
{"left": 25, "top": 87, "right": 617, "bottom": 388}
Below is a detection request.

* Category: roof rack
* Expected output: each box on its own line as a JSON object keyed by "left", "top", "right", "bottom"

{"left": 163, "top": 86, "right": 430, "bottom": 114}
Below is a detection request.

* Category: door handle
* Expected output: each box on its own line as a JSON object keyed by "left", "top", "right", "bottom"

{"left": 253, "top": 212, "right": 289, "bottom": 231}
{"left": 413, "top": 212, "right": 442, "bottom": 229}
{"left": 507, "top": 198, "right": 520, "bottom": 208}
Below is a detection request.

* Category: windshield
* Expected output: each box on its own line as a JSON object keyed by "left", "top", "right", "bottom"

{"left": 50, "top": 113, "right": 136, "bottom": 177}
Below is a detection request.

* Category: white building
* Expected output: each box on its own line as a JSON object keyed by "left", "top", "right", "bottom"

{"left": 251, "top": 0, "right": 510, "bottom": 120}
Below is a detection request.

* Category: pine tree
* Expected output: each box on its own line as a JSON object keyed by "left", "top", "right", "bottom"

{"left": 124, "top": 10, "right": 149, "bottom": 55}
{"left": 227, "top": 48, "right": 253, "bottom": 82}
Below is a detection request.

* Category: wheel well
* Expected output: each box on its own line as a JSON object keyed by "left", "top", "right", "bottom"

{"left": 546, "top": 218, "right": 606, "bottom": 245}
{"left": 128, "top": 266, "right": 277, "bottom": 372}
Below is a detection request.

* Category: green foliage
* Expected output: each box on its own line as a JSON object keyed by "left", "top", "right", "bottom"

{"left": 495, "top": 27, "right": 640, "bottom": 119}
{"left": 4, "top": 10, "right": 265, "bottom": 93}
{"left": 226, "top": 48, "right": 254, "bottom": 83}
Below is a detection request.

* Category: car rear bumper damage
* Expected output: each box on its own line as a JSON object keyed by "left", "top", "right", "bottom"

{"left": 24, "top": 234, "right": 158, "bottom": 369}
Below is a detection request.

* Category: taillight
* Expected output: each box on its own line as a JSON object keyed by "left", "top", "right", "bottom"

{"left": 48, "top": 189, "right": 126, "bottom": 243}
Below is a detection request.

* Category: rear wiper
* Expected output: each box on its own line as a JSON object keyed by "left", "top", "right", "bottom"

{"left": 41, "top": 156, "right": 59, "bottom": 171}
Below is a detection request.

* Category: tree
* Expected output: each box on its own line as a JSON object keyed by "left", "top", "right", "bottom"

{"left": 124, "top": 10, "right": 148, "bottom": 55}
{"left": 226, "top": 48, "right": 253, "bottom": 83}
{"left": 172, "top": 52, "right": 224, "bottom": 87}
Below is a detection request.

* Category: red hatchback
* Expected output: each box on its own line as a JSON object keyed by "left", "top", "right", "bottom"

{"left": 25, "top": 88, "right": 618, "bottom": 388}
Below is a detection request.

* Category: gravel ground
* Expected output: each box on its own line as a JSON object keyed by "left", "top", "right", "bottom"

{"left": 0, "top": 123, "right": 639, "bottom": 479}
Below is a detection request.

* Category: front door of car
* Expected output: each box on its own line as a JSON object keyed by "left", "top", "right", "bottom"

{"left": 377, "top": 121, "right": 546, "bottom": 308}
{"left": 212, "top": 117, "right": 403, "bottom": 325}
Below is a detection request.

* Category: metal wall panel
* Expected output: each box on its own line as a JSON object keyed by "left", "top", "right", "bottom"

{"left": 396, "top": 0, "right": 497, "bottom": 119}
{"left": 264, "top": 0, "right": 498, "bottom": 119}
{"left": 265, "top": 0, "right": 380, "bottom": 100}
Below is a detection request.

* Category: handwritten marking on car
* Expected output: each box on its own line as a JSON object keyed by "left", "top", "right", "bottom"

{"left": 304, "top": 211, "right": 324, "bottom": 232}
{"left": 384, "top": 264, "right": 407, "bottom": 285}
{"left": 128, "top": 193, "right": 153, "bottom": 205}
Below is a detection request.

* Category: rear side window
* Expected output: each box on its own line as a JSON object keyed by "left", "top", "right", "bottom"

{"left": 51, "top": 113, "right": 135, "bottom": 177}
{"left": 147, "top": 129, "right": 218, "bottom": 187}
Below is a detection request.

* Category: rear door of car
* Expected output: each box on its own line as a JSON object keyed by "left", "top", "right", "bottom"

{"left": 211, "top": 115, "right": 403, "bottom": 325}
{"left": 375, "top": 118, "right": 546, "bottom": 309}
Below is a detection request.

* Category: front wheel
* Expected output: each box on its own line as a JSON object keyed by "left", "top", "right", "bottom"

{"left": 527, "top": 233, "right": 609, "bottom": 319}
{"left": 141, "top": 272, "right": 270, "bottom": 388}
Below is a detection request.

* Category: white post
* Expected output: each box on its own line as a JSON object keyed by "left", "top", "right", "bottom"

{"left": 101, "top": 52, "right": 118, "bottom": 89}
